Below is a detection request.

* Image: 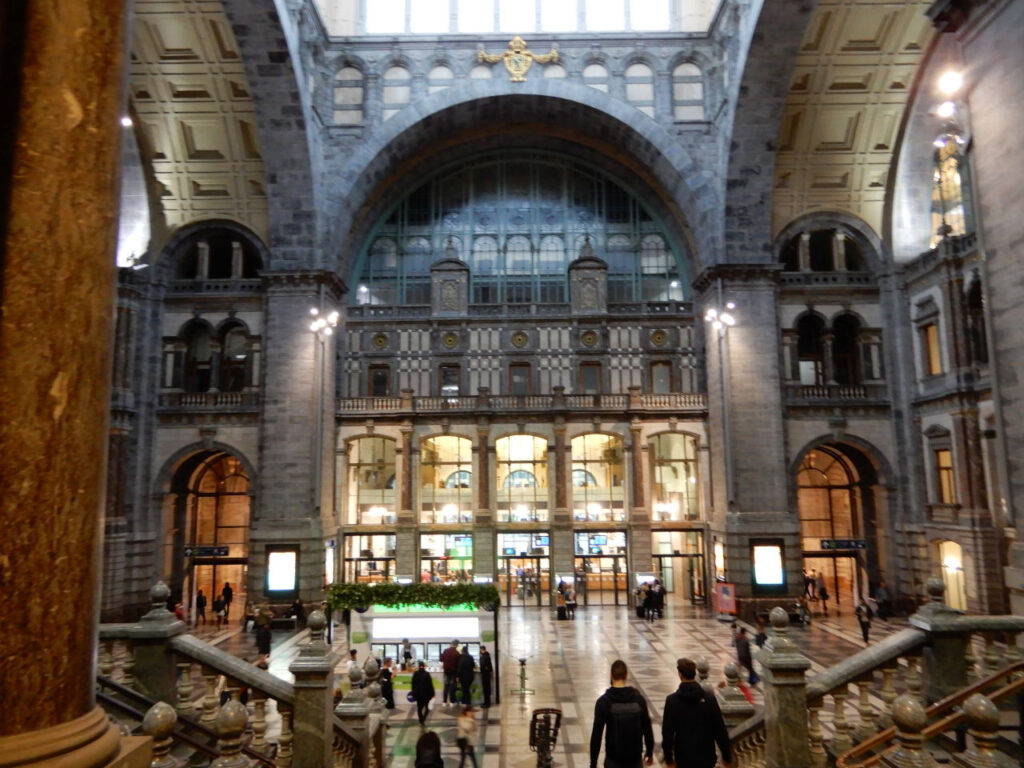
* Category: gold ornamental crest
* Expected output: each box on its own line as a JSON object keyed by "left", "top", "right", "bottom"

{"left": 478, "top": 36, "right": 558, "bottom": 82}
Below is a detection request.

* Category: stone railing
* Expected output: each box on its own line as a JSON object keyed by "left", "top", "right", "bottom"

{"left": 158, "top": 391, "right": 261, "bottom": 408}
{"left": 336, "top": 391, "right": 706, "bottom": 416}
{"left": 98, "top": 582, "right": 383, "bottom": 768}
{"left": 727, "top": 578, "right": 1024, "bottom": 768}
{"left": 783, "top": 383, "right": 888, "bottom": 402}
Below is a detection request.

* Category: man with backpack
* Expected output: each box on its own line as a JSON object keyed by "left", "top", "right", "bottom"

{"left": 663, "top": 657, "right": 732, "bottom": 768}
{"left": 589, "top": 660, "right": 654, "bottom": 768}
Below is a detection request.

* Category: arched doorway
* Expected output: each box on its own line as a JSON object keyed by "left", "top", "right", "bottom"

{"left": 166, "top": 450, "right": 251, "bottom": 625}
{"left": 795, "top": 443, "right": 883, "bottom": 615}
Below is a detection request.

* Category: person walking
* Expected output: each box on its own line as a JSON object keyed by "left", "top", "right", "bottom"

{"left": 221, "top": 582, "right": 233, "bottom": 619}
{"left": 478, "top": 645, "right": 493, "bottom": 708}
{"left": 589, "top": 660, "right": 654, "bottom": 768}
{"left": 875, "top": 580, "right": 891, "bottom": 622}
{"left": 441, "top": 639, "right": 461, "bottom": 708}
{"left": 255, "top": 622, "right": 271, "bottom": 668}
{"left": 415, "top": 730, "right": 445, "bottom": 768}
{"left": 456, "top": 705, "right": 479, "bottom": 768}
{"left": 212, "top": 595, "right": 225, "bottom": 628}
{"left": 856, "top": 602, "right": 872, "bottom": 643}
{"left": 195, "top": 589, "right": 207, "bottom": 626}
{"left": 818, "top": 582, "right": 830, "bottom": 616}
{"left": 411, "top": 661, "right": 436, "bottom": 726}
{"left": 735, "top": 627, "right": 757, "bottom": 685}
{"left": 662, "top": 657, "right": 732, "bottom": 768}
{"left": 457, "top": 645, "right": 475, "bottom": 706}
{"left": 380, "top": 657, "right": 396, "bottom": 709}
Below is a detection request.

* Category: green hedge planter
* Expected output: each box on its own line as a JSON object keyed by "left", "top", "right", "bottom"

{"left": 326, "top": 581, "right": 500, "bottom": 612}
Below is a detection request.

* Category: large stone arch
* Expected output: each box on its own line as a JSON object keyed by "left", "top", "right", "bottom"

{"left": 325, "top": 78, "right": 720, "bottom": 284}
{"left": 725, "top": 0, "right": 817, "bottom": 263}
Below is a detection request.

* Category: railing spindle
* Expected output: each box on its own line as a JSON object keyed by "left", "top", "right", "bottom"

{"left": 854, "top": 675, "right": 877, "bottom": 741}
{"left": 121, "top": 640, "right": 136, "bottom": 690}
{"left": 277, "top": 707, "right": 294, "bottom": 768}
{"left": 831, "top": 688, "right": 853, "bottom": 754}
{"left": 175, "top": 662, "right": 195, "bottom": 716}
{"left": 201, "top": 667, "right": 220, "bottom": 724}
{"left": 808, "top": 700, "right": 827, "bottom": 768}
{"left": 250, "top": 694, "right": 268, "bottom": 754}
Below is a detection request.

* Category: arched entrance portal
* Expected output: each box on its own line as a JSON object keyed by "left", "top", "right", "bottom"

{"left": 796, "top": 444, "right": 882, "bottom": 616}
{"left": 166, "top": 450, "right": 251, "bottom": 625}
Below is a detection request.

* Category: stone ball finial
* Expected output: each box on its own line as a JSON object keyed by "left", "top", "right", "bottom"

{"left": 696, "top": 657, "right": 709, "bottom": 678}
{"left": 926, "top": 577, "right": 946, "bottom": 602}
{"left": 348, "top": 664, "right": 365, "bottom": 685}
{"left": 308, "top": 610, "right": 326, "bottom": 632}
{"left": 963, "top": 693, "right": 1000, "bottom": 731}
{"left": 364, "top": 656, "right": 380, "bottom": 677}
{"left": 217, "top": 699, "right": 249, "bottom": 739}
{"left": 770, "top": 606, "right": 789, "bottom": 629}
{"left": 891, "top": 694, "right": 927, "bottom": 734}
{"left": 723, "top": 661, "right": 739, "bottom": 682}
{"left": 151, "top": 581, "right": 171, "bottom": 604}
{"left": 142, "top": 701, "right": 177, "bottom": 739}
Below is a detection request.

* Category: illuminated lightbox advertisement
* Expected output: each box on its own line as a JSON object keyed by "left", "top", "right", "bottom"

{"left": 752, "top": 545, "right": 784, "bottom": 586}
{"left": 267, "top": 550, "right": 297, "bottom": 592}
{"left": 372, "top": 616, "right": 480, "bottom": 641}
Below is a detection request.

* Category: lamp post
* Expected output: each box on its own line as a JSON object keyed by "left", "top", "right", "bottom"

{"left": 704, "top": 295, "right": 738, "bottom": 514}
{"left": 308, "top": 306, "right": 339, "bottom": 518}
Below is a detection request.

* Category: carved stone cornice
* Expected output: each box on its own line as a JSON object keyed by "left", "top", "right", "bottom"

{"left": 261, "top": 269, "right": 347, "bottom": 299}
{"left": 692, "top": 263, "right": 783, "bottom": 293}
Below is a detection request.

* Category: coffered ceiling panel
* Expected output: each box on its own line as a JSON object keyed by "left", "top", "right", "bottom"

{"left": 131, "top": 0, "right": 268, "bottom": 244}
{"left": 771, "top": 0, "right": 935, "bottom": 238}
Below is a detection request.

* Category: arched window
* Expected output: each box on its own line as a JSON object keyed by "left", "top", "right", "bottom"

{"left": 173, "top": 229, "right": 263, "bottom": 280}
{"left": 428, "top": 65, "right": 453, "bottom": 94}
{"left": 382, "top": 66, "right": 411, "bottom": 121}
{"left": 796, "top": 314, "right": 825, "bottom": 386}
{"left": 496, "top": 435, "right": 548, "bottom": 522}
{"left": 347, "top": 437, "right": 397, "bottom": 524}
{"left": 649, "top": 433, "right": 700, "bottom": 521}
{"left": 420, "top": 436, "right": 473, "bottom": 524}
{"left": 571, "top": 434, "right": 625, "bottom": 522}
{"left": 219, "top": 323, "right": 248, "bottom": 392}
{"left": 334, "top": 66, "right": 364, "bottom": 125}
{"left": 583, "top": 63, "right": 609, "bottom": 92}
{"left": 625, "top": 62, "right": 655, "bottom": 117}
{"left": 832, "top": 314, "right": 862, "bottom": 386}
{"left": 672, "top": 62, "right": 704, "bottom": 121}
{"left": 183, "top": 322, "right": 213, "bottom": 393}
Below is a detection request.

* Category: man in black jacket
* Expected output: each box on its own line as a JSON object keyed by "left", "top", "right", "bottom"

{"left": 589, "top": 660, "right": 654, "bottom": 768}
{"left": 479, "top": 646, "right": 493, "bottom": 707}
{"left": 411, "top": 661, "right": 435, "bottom": 726}
{"left": 457, "top": 645, "right": 476, "bottom": 706}
{"left": 662, "top": 658, "right": 732, "bottom": 768}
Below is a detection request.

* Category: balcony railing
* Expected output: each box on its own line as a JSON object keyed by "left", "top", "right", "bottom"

{"left": 337, "top": 391, "right": 707, "bottom": 416}
{"left": 168, "top": 279, "right": 263, "bottom": 294}
{"left": 784, "top": 383, "right": 888, "bottom": 402}
{"left": 159, "top": 391, "right": 261, "bottom": 408}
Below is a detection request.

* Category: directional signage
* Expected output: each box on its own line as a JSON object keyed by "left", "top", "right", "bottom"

{"left": 184, "top": 545, "right": 229, "bottom": 557}
{"left": 820, "top": 539, "right": 867, "bottom": 551}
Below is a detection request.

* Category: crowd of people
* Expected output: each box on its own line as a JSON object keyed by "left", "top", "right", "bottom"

{"left": 635, "top": 579, "right": 665, "bottom": 621}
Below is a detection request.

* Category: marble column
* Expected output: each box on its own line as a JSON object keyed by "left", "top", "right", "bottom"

{"left": 0, "top": 0, "right": 126, "bottom": 763}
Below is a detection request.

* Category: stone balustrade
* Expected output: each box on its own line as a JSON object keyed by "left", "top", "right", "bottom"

{"left": 97, "top": 582, "right": 382, "bottom": 768}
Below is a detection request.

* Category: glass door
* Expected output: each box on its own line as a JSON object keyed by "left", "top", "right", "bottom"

{"left": 498, "top": 556, "right": 550, "bottom": 607}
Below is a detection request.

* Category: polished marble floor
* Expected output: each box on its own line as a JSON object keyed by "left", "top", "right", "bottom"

{"left": 198, "top": 596, "right": 906, "bottom": 768}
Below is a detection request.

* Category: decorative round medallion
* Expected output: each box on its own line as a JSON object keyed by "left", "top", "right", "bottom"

{"left": 651, "top": 329, "right": 668, "bottom": 347}
{"left": 581, "top": 330, "right": 599, "bottom": 347}
{"left": 442, "top": 332, "right": 459, "bottom": 349}
{"left": 511, "top": 331, "right": 528, "bottom": 348}
{"left": 372, "top": 333, "right": 389, "bottom": 349}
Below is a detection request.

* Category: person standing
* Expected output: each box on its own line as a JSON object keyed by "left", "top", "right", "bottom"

{"left": 875, "top": 580, "right": 891, "bottom": 622}
{"left": 457, "top": 645, "right": 475, "bottom": 707}
{"left": 255, "top": 622, "right": 271, "bottom": 668}
{"left": 856, "top": 602, "right": 872, "bottom": 643}
{"left": 441, "top": 639, "right": 461, "bottom": 708}
{"left": 818, "top": 582, "right": 830, "bottom": 616}
{"left": 662, "top": 657, "right": 732, "bottom": 768}
{"left": 589, "top": 660, "right": 654, "bottom": 768}
{"left": 411, "top": 661, "right": 436, "bottom": 726}
{"left": 735, "top": 627, "right": 757, "bottom": 685}
{"left": 478, "top": 645, "right": 493, "bottom": 708}
{"left": 456, "top": 705, "right": 479, "bottom": 768}
{"left": 222, "top": 582, "right": 234, "bottom": 619}
{"left": 808, "top": 570, "right": 818, "bottom": 600}
{"left": 415, "top": 731, "right": 445, "bottom": 768}
{"left": 195, "top": 589, "right": 207, "bottom": 626}
{"left": 402, "top": 638, "right": 416, "bottom": 671}
{"left": 380, "top": 657, "right": 396, "bottom": 709}
{"left": 566, "top": 586, "right": 577, "bottom": 619}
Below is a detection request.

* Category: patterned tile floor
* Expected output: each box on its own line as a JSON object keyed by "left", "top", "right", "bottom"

{"left": 200, "top": 599, "right": 908, "bottom": 768}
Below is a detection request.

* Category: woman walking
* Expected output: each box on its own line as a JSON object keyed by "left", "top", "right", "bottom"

{"left": 456, "top": 705, "right": 478, "bottom": 768}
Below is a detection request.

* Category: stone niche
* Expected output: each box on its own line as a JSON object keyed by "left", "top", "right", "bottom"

{"left": 569, "top": 237, "right": 608, "bottom": 315}
{"left": 431, "top": 256, "right": 469, "bottom": 317}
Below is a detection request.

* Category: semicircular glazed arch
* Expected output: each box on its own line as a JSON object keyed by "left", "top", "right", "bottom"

{"left": 327, "top": 80, "right": 714, "bottom": 282}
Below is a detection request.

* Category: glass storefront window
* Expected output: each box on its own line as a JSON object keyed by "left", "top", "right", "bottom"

{"left": 420, "top": 435, "right": 473, "bottom": 524}
{"left": 347, "top": 437, "right": 397, "bottom": 524}
{"left": 420, "top": 533, "right": 473, "bottom": 583}
{"left": 649, "top": 433, "right": 701, "bottom": 521}
{"left": 343, "top": 534, "right": 396, "bottom": 583}
{"left": 571, "top": 434, "right": 625, "bottom": 522}
{"left": 496, "top": 435, "right": 549, "bottom": 522}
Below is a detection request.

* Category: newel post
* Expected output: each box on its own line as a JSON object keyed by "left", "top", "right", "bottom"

{"left": 127, "top": 582, "right": 188, "bottom": 704}
{"left": 761, "top": 607, "right": 812, "bottom": 768}
{"left": 289, "top": 610, "right": 337, "bottom": 768}
{"left": 910, "top": 577, "right": 968, "bottom": 702}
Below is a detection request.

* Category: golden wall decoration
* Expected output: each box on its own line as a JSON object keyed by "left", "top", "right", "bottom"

{"left": 477, "top": 36, "right": 558, "bottom": 82}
